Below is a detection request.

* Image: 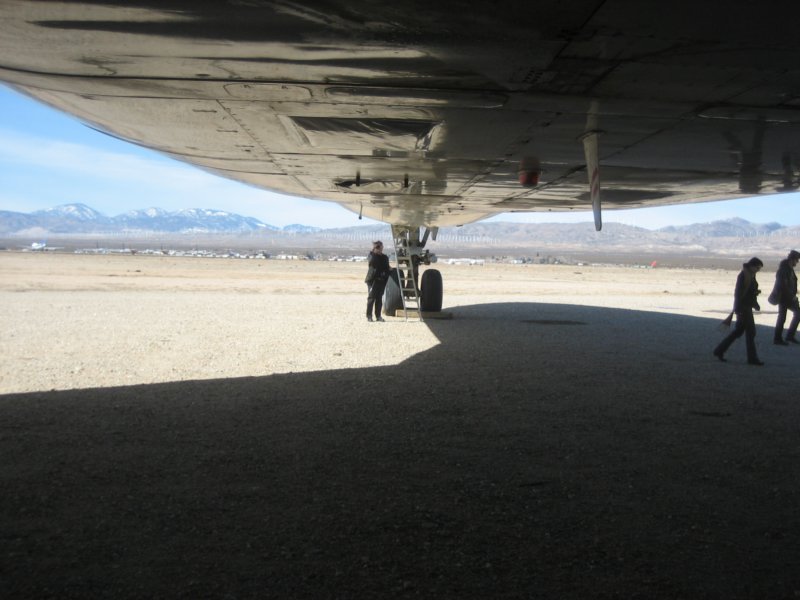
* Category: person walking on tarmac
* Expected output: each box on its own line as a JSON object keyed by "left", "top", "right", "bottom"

{"left": 365, "top": 240, "right": 391, "bottom": 322}
{"left": 714, "top": 257, "right": 764, "bottom": 365}
{"left": 770, "top": 249, "right": 800, "bottom": 345}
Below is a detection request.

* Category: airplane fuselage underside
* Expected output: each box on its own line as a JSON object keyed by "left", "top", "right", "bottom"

{"left": 1, "top": 1, "right": 800, "bottom": 228}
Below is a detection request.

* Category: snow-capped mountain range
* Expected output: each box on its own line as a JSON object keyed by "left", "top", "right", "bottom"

{"left": 0, "top": 203, "right": 313, "bottom": 234}
{"left": 1, "top": 205, "right": 798, "bottom": 254}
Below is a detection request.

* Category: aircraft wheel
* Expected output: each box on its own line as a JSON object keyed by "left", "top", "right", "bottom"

{"left": 382, "top": 268, "right": 403, "bottom": 316}
{"left": 420, "top": 268, "right": 443, "bottom": 312}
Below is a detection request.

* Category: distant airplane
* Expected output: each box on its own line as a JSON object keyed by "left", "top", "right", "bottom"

{"left": 22, "top": 241, "right": 62, "bottom": 252}
{"left": 1, "top": 1, "right": 799, "bottom": 312}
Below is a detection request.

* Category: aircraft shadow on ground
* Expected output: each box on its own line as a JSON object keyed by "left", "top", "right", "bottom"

{"left": 2, "top": 302, "right": 799, "bottom": 598}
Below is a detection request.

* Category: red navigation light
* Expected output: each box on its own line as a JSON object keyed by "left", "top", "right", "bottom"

{"left": 518, "top": 157, "right": 541, "bottom": 187}
{"left": 519, "top": 170, "right": 540, "bottom": 187}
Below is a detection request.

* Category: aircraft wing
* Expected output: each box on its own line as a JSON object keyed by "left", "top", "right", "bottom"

{"left": 1, "top": 1, "right": 800, "bottom": 228}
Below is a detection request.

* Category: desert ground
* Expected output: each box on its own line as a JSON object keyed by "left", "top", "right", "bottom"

{"left": 2, "top": 252, "right": 799, "bottom": 598}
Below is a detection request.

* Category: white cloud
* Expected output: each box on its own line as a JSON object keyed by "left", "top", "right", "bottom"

{"left": 0, "top": 128, "right": 376, "bottom": 226}
{"left": 0, "top": 129, "right": 221, "bottom": 190}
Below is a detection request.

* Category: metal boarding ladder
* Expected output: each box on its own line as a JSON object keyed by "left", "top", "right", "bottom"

{"left": 392, "top": 233, "right": 423, "bottom": 322}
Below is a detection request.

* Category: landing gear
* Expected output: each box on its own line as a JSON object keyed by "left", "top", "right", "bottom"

{"left": 383, "top": 224, "right": 442, "bottom": 317}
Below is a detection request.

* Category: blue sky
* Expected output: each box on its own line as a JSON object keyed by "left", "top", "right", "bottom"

{"left": 0, "top": 84, "right": 795, "bottom": 228}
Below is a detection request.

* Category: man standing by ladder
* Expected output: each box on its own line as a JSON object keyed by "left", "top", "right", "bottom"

{"left": 365, "top": 240, "right": 391, "bottom": 322}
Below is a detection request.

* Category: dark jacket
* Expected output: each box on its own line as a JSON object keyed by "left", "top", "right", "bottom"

{"left": 733, "top": 268, "right": 760, "bottom": 313}
{"left": 772, "top": 258, "right": 798, "bottom": 305}
{"left": 365, "top": 251, "right": 390, "bottom": 285}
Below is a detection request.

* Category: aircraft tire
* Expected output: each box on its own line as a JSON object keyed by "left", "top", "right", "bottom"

{"left": 420, "top": 268, "right": 443, "bottom": 312}
{"left": 382, "top": 268, "right": 404, "bottom": 316}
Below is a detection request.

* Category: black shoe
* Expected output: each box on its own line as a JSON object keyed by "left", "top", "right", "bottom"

{"left": 774, "top": 339, "right": 789, "bottom": 346}
{"left": 787, "top": 338, "right": 799, "bottom": 344}
{"left": 367, "top": 316, "right": 373, "bottom": 322}
{"left": 376, "top": 317, "right": 385, "bottom": 322}
{"left": 748, "top": 359, "right": 765, "bottom": 366}
{"left": 713, "top": 349, "right": 726, "bottom": 362}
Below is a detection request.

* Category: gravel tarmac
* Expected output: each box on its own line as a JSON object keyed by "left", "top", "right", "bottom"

{"left": 1, "top": 252, "right": 799, "bottom": 599}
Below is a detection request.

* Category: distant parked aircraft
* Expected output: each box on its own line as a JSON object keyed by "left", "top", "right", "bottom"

{"left": 22, "top": 242, "right": 62, "bottom": 252}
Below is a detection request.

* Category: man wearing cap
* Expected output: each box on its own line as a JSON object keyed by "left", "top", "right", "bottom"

{"left": 771, "top": 249, "right": 800, "bottom": 345}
